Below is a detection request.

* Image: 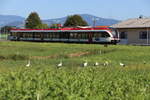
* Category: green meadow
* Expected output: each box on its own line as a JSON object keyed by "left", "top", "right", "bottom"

{"left": 0, "top": 41, "right": 150, "bottom": 100}
{"left": 0, "top": 34, "right": 8, "bottom": 40}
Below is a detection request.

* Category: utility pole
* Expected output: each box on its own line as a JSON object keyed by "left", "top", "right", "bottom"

{"left": 92, "top": 18, "right": 99, "bottom": 27}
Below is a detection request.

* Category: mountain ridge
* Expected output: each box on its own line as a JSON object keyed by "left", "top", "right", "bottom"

{"left": 0, "top": 14, "right": 120, "bottom": 27}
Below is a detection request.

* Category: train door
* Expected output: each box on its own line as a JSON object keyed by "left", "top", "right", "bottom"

{"left": 16, "top": 32, "right": 20, "bottom": 41}
{"left": 88, "top": 32, "right": 92, "bottom": 43}
{"left": 41, "top": 32, "right": 44, "bottom": 41}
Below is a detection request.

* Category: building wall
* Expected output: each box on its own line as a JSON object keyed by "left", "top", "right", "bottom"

{"left": 117, "top": 28, "right": 150, "bottom": 44}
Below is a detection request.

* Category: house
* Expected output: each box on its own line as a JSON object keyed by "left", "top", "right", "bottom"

{"left": 111, "top": 17, "right": 150, "bottom": 45}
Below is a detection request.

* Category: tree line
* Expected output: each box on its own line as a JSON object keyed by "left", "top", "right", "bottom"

{"left": 0, "top": 12, "right": 88, "bottom": 33}
{"left": 25, "top": 12, "right": 88, "bottom": 29}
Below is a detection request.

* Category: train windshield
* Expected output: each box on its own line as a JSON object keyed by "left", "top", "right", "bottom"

{"left": 110, "top": 28, "right": 119, "bottom": 38}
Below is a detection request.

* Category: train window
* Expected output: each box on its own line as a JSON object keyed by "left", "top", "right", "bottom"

{"left": 59, "top": 32, "right": 63, "bottom": 39}
{"left": 81, "top": 33, "right": 84, "bottom": 39}
{"left": 93, "top": 32, "right": 101, "bottom": 38}
{"left": 44, "top": 33, "right": 49, "bottom": 38}
{"left": 23, "top": 33, "right": 33, "bottom": 38}
{"left": 67, "top": 33, "right": 69, "bottom": 39}
{"left": 64, "top": 32, "right": 69, "bottom": 39}
{"left": 22, "top": 33, "right": 25, "bottom": 38}
{"left": 60, "top": 32, "right": 69, "bottom": 39}
{"left": 53, "top": 33, "right": 59, "bottom": 38}
{"left": 22, "top": 33, "right": 26, "bottom": 38}
{"left": 48, "top": 33, "right": 51, "bottom": 38}
{"left": 19, "top": 33, "right": 23, "bottom": 37}
{"left": 81, "top": 33, "right": 88, "bottom": 39}
{"left": 78, "top": 33, "right": 81, "bottom": 39}
{"left": 34, "top": 33, "right": 41, "bottom": 38}
{"left": 12, "top": 32, "right": 17, "bottom": 36}
{"left": 74, "top": 33, "right": 78, "bottom": 39}
{"left": 101, "top": 32, "right": 110, "bottom": 37}
{"left": 93, "top": 32, "right": 110, "bottom": 38}
{"left": 70, "top": 33, "right": 73, "bottom": 39}
{"left": 51, "top": 33, "right": 54, "bottom": 38}
{"left": 56, "top": 33, "right": 59, "bottom": 38}
{"left": 26, "top": 33, "right": 30, "bottom": 38}
{"left": 29, "top": 33, "right": 33, "bottom": 38}
{"left": 69, "top": 32, "right": 79, "bottom": 39}
{"left": 45, "top": 33, "right": 49, "bottom": 38}
{"left": 49, "top": 33, "right": 53, "bottom": 38}
{"left": 23, "top": 33, "right": 27, "bottom": 38}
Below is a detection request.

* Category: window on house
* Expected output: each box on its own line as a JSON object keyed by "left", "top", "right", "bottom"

{"left": 139, "top": 31, "right": 147, "bottom": 39}
{"left": 120, "top": 32, "right": 127, "bottom": 39}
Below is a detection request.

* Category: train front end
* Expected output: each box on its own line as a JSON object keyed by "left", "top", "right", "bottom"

{"left": 108, "top": 28, "right": 120, "bottom": 44}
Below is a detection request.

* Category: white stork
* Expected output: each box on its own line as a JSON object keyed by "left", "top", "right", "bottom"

{"left": 120, "top": 62, "right": 125, "bottom": 67}
{"left": 57, "top": 61, "right": 62, "bottom": 67}
{"left": 104, "top": 61, "right": 109, "bottom": 66}
{"left": 26, "top": 60, "right": 31, "bottom": 67}
{"left": 83, "top": 60, "right": 88, "bottom": 67}
{"left": 94, "top": 62, "right": 99, "bottom": 66}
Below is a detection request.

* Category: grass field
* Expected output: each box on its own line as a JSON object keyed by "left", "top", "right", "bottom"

{"left": 0, "top": 34, "right": 8, "bottom": 40}
{"left": 0, "top": 41, "right": 150, "bottom": 100}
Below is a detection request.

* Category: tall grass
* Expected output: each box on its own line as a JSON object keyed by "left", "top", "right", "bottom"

{"left": 0, "top": 41, "right": 150, "bottom": 99}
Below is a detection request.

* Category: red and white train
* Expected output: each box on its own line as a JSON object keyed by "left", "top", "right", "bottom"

{"left": 9, "top": 26, "right": 120, "bottom": 44}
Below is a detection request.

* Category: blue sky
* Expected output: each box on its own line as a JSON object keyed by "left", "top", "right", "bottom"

{"left": 0, "top": 0, "right": 150, "bottom": 20}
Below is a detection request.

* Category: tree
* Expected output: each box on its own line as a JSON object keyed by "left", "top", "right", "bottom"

{"left": 50, "top": 24, "right": 62, "bottom": 29}
{"left": 50, "top": 24, "right": 58, "bottom": 28}
{"left": 25, "top": 12, "right": 43, "bottom": 29}
{"left": 35, "top": 24, "right": 49, "bottom": 29}
{"left": 63, "top": 15, "right": 88, "bottom": 27}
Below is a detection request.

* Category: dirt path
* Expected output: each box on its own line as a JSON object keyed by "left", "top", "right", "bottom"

{"left": 67, "top": 51, "right": 90, "bottom": 58}
{"left": 31, "top": 51, "right": 90, "bottom": 60}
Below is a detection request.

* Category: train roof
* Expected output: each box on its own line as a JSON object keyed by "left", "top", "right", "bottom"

{"left": 11, "top": 26, "right": 114, "bottom": 32}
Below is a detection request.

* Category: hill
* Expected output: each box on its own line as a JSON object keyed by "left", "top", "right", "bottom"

{"left": 43, "top": 14, "right": 120, "bottom": 26}
{"left": 0, "top": 14, "right": 120, "bottom": 27}
{"left": 0, "top": 15, "right": 25, "bottom": 27}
